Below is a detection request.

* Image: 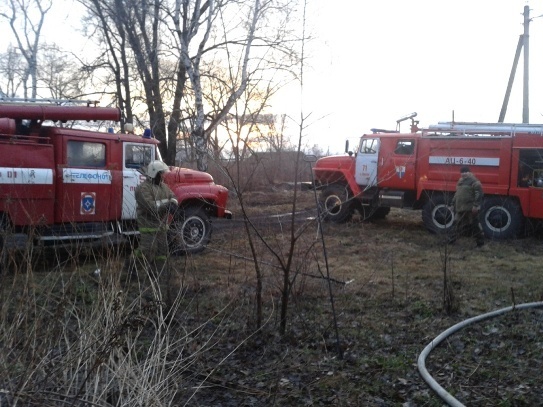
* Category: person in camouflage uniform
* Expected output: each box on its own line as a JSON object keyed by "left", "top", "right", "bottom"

{"left": 449, "top": 166, "right": 485, "bottom": 247}
{"left": 134, "top": 160, "right": 178, "bottom": 269}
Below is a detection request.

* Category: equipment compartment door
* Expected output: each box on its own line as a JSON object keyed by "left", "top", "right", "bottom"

{"left": 355, "top": 138, "right": 380, "bottom": 186}
{"left": 0, "top": 143, "right": 55, "bottom": 226}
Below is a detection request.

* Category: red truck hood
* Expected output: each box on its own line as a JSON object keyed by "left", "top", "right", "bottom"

{"left": 313, "top": 155, "right": 356, "bottom": 186}
{"left": 314, "top": 154, "right": 355, "bottom": 170}
{"left": 163, "top": 166, "right": 214, "bottom": 185}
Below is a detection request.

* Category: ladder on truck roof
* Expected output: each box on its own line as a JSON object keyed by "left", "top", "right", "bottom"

{"left": 0, "top": 97, "right": 100, "bottom": 107}
{"left": 428, "top": 121, "right": 543, "bottom": 135}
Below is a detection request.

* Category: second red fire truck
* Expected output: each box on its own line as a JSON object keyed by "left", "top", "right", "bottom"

{"left": 313, "top": 113, "right": 543, "bottom": 240}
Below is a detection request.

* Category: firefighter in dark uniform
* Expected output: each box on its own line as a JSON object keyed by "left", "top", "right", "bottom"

{"left": 134, "top": 160, "right": 178, "bottom": 270}
{"left": 449, "top": 166, "right": 485, "bottom": 247}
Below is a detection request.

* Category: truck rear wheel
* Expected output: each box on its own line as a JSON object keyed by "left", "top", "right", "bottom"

{"left": 319, "top": 184, "right": 354, "bottom": 223}
{"left": 422, "top": 194, "right": 454, "bottom": 234}
{"left": 481, "top": 197, "right": 524, "bottom": 240}
{"left": 169, "top": 207, "right": 211, "bottom": 255}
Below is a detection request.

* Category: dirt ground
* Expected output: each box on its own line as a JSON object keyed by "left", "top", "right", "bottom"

{"left": 170, "top": 189, "right": 543, "bottom": 406}
{"left": 2, "top": 188, "right": 542, "bottom": 406}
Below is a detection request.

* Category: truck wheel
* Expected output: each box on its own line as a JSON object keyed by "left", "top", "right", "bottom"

{"left": 422, "top": 195, "right": 454, "bottom": 234}
{"left": 481, "top": 197, "right": 524, "bottom": 240}
{"left": 319, "top": 184, "right": 354, "bottom": 223}
{"left": 169, "top": 207, "right": 211, "bottom": 255}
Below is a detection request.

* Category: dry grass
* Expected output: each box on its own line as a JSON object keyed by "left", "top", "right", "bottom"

{"left": 1, "top": 188, "right": 543, "bottom": 405}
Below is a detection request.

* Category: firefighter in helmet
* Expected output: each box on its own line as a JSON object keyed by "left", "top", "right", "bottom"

{"left": 133, "top": 160, "right": 178, "bottom": 269}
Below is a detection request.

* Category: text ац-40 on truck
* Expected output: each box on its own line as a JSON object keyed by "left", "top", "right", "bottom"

{"left": 0, "top": 98, "right": 231, "bottom": 271}
{"left": 313, "top": 112, "right": 543, "bottom": 241}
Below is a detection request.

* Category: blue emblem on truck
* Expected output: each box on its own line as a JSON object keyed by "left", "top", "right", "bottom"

{"left": 81, "top": 192, "right": 96, "bottom": 215}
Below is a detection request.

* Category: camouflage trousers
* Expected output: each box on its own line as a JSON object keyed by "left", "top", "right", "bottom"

{"left": 450, "top": 211, "right": 484, "bottom": 245}
{"left": 137, "top": 225, "right": 169, "bottom": 260}
{"left": 125, "top": 223, "right": 171, "bottom": 276}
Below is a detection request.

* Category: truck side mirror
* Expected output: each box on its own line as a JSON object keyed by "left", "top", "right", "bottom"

{"left": 345, "top": 140, "right": 354, "bottom": 156}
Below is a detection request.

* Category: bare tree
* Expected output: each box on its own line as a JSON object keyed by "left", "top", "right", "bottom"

{"left": 77, "top": 0, "right": 299, "bottom": 168}
{"left": 38, "top": 44, "right": 89, "bottom": 99}
{"left": 0, "top": 0, "right": 52, "bottom": 99}
{"left": 77, "top": 0, "right": 190, "bottom": 161}
{"left": 0, "top": 46, "right": 25, "bottom": 97}
{"left": 254, "top": 113, "right": 291, "bottom": 152}
{"left": 220, "top": 91, "right": 287, "bottom": 161}
{"left": 175, "top": 0, "right": 263, "bottom": 171}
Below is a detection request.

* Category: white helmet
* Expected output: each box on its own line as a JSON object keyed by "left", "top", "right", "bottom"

{"left": 146, "top": 160, "right": 169, "bottom": 179}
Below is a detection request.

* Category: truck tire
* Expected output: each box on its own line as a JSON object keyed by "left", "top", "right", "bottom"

{"left": 169, "top": 207, "right": 211, "bottom": 255}
{"left": 422, "top": 194, "right": 454, "bottom": 234}
{"left": 481, "top": 197, "right": 524, "bottom": 240}
{"left": 319, "top": 184, "right": 354, "bottom": 223}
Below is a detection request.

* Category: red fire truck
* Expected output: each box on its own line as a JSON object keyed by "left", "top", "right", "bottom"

{"left": 313, "top": 113, "right": 543, "bottom": 240}
{"left": 0, "top": 99, "right": 231, "bottom": 264}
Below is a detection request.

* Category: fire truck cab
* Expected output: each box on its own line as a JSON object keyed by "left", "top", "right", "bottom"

{"left": 314, "top": 113, "right": 543, "bottom": 240}
{"left": 0, "top": 99, "right": 231, "bottom": 266}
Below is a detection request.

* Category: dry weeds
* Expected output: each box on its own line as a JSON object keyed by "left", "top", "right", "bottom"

{"left": 1, "top": 188, "right": 542, "bottom": 406}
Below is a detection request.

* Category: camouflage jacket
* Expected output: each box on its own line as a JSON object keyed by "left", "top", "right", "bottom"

{"left": 452, "top": 173, "right": 484, "bottom": 212}
{"left": 135, "top": 180, "right": 176, "bottom": 228}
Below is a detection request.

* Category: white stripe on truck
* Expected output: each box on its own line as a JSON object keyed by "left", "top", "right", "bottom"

{"left": 429, "top": 156, "right": 500, "bottom": 167}
{"left": 63, "top": 168, "right": 112, "bottom": 184}
{"left": 0, "top": 167, "right": 53, "bottom": 184}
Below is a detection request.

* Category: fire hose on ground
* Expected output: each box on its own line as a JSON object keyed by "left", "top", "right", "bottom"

{"left": 417, "top": 301, "right": 543, "bottom": 407}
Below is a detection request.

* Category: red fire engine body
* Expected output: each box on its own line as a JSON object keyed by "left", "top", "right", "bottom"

{"left": 0, "top": 99, "right": 231, "bottom": 260}
{"left": 313, "top": 114, "right": 543, "bottom": 240}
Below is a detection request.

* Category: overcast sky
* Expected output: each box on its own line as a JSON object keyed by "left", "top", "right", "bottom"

{"left": 295, "top": 0, "right": 543, "bottom": 153}
{"left": 2, "top": 0, "right": 542, "bottom": 154}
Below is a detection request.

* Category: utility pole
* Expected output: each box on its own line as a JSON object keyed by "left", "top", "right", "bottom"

{"left": 523, "top": 5, "right": 530, "bottom": 123}
{"left": 499, "top": 5, "right": 530, "bottom": 123}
